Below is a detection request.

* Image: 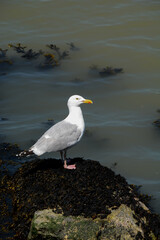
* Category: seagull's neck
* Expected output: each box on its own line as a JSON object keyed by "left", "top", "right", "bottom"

{"left": 65, "top": 105, "right": 85, "bottom": 129}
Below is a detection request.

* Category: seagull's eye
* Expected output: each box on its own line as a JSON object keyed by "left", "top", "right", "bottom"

{"left": 76, "top": 98, "right": 79, "bottom": 100}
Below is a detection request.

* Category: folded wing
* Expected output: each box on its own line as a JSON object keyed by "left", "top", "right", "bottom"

{"left": 31, "top": 120, "right": 81, "bottom": 156}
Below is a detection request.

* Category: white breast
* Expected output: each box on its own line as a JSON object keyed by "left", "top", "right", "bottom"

{"left": 65, "top": 105, "right": 85, "bottom": 140}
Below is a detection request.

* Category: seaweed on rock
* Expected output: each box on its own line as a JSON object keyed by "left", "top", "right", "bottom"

{"left": 0, "top": 143, "right": 160, "bottom": 240}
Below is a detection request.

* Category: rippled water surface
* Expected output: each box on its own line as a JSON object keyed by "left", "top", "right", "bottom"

{"left": 0, "top": 0, "right": 160, "bottom": 213}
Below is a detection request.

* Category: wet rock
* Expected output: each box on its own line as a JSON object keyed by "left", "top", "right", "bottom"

{"left": 0, "top": 143, "right": 160, "bottom": 240}
{"left": 101, "top": 204, "right": 144, "bottom": 240}
{"left": 28, "top": 209, "right": 102, "bottom": 240}
{"left": 28, "top": 204, "right": 157, "bottom": 240}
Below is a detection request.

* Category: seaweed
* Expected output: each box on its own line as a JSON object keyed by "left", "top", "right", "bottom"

{"left": 8, "top": 43, "right": 27, "bottom": 53}
{"left": 0, "top": 143, "right": 160, "bottom": 240}
{"left": 1, "top": 43, "right": 124, "bottom": 75}
{"left": 89, "top": 64, "right": 124, "bottom": 77}
{"left": 0, "top": 117, "right": 9, "bottom": 121}
{"left": 42, "top": 119, "right": 55, "bottom": 127}
{"left": 21, "top": 49, "right": 44, "bottom": 60}
{"left": 66, "top": 42, "right": 80, "bottom": 51}
{"left": 0, "top": 48, "right": 12, "bottom": 73}
{"left": 153, "top": 119, "right": 160, "bottom": 128}
{"left": 40, "top": 53, "right": 59, "bottom": 69}
{"left": 46, "top": 44, "right": 69, "bottom": 60}
{"left": 0, "top": 48, "right": 8, "bottom": 58}
{"left": 99, "top": 66, "right": 123, "bottom": 76}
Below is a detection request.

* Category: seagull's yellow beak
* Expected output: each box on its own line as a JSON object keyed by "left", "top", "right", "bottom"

{"left": 83, "top": 99, "right": 93, "bottom": 104}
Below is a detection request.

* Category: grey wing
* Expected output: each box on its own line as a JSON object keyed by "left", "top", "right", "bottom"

{"left": 31, "top": 120, "right": 81, "bottom": 155}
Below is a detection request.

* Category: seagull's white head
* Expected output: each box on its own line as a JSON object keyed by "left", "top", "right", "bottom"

{"left": 67, "top": 95, "right": 93, "bottom": 107}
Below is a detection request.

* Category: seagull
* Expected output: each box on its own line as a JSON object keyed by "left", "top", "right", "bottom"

{"left": 18, "top": 95, "right": 93, "bottom": 169}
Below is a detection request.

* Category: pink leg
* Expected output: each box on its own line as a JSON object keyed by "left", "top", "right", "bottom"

{"left": 63, "top": 151, "right": 76, "bottom": 170}
{"left": 64, "top": 162, "right": 76, "bottom": 169}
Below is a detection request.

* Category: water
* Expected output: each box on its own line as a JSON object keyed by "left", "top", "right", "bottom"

{"left": 0, "top": 0, "right": 160, "bottom": 213}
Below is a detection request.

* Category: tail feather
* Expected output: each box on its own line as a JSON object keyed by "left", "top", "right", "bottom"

{"left": 16, "top": 149, "right": 34, "bottom": 157}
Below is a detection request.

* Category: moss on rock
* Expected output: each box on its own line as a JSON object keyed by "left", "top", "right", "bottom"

{"left": 28, "top": 205, "right": 156, "bottom": 240}
{"left": 28, "top": 209, "right": 102, "bottom": 240}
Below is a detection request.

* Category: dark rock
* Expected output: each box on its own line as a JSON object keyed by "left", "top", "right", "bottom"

{"left": 0, "top": 143, "right": 160, "bottom": 240}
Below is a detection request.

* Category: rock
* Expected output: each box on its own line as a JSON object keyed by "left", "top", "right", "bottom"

{"left": 0, "top": 143, "right": 160, "bottom": 240}
{"left": 28, "top": 204, "right": 154, "bottom": 240}
{"left": 28, "top": 209, "right": 102, "bottom": 240}
{"left": 101, "top": 204, "right": 143, "bottom": 240}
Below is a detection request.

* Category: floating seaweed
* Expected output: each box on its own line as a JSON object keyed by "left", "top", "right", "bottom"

{"left": 42, "top": 118, "right": 55, "bottom": 127}
{"left": 46, "top": 44, "right": 60, "bottom": 51}
{"left": 99, "top": 66, "right": 123, "bottom": 76}
{"left": 46, "top": 44, "right": 62, "bottom": 59}
{"left": 8, "top": 43, "right": 43, "bottom": 60}
{"left": 0, "top": 117, "right": 9, "bottom": 121}
{"left": 22, "top": 49, "right": 44, "bottom": 60}
{"left": 89, "top": 64, "right": 124, "bottom": 77}
{"left": 0, "top": 72, "right": 7, "bottom": 76}
{"left": 0, "top": 58, "right": 12, "bottom": 74}
{"left": 153, "top": 119, "right": 160, "bottom": 127}
{"left": 0, "top": 48, "right": 12, "bottom": 69}
{"left": 71, "top": 78, "right": 84, "bottom": 84}
{"left": 89, "top": 64, "right": 99, "bottom": 70}
{"left": 46, "top": 44, "right": 69, "bottom": 60}
{"left": 39, "top": 53, "right": 59, "bottom": 69}
{"left": 1, "top": 43, "right": 124, "bottom": 76}
{"left": 66, "top": 42, "right": 80, "bottom": 51}
{"left": 1, "top": 42, "right": 71, "bottom": 71}
{"left": 0, "top": 59, "right": 12, "bottom": 65}
{"left": 8, "top": 43, "right": 26, "bottom": 53}
{"left": 0, "top": 48, "right": 8, "bottom": 58}
{"left": 60, "top": 50, "right": 69, "bottom": 59}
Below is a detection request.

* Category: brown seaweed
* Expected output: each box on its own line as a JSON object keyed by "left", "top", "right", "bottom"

{"left": 8, "top": 43, "right": 27, "bottom": 53}
{"left": 90, "top": 64, "right": 124, "bottom": 77}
